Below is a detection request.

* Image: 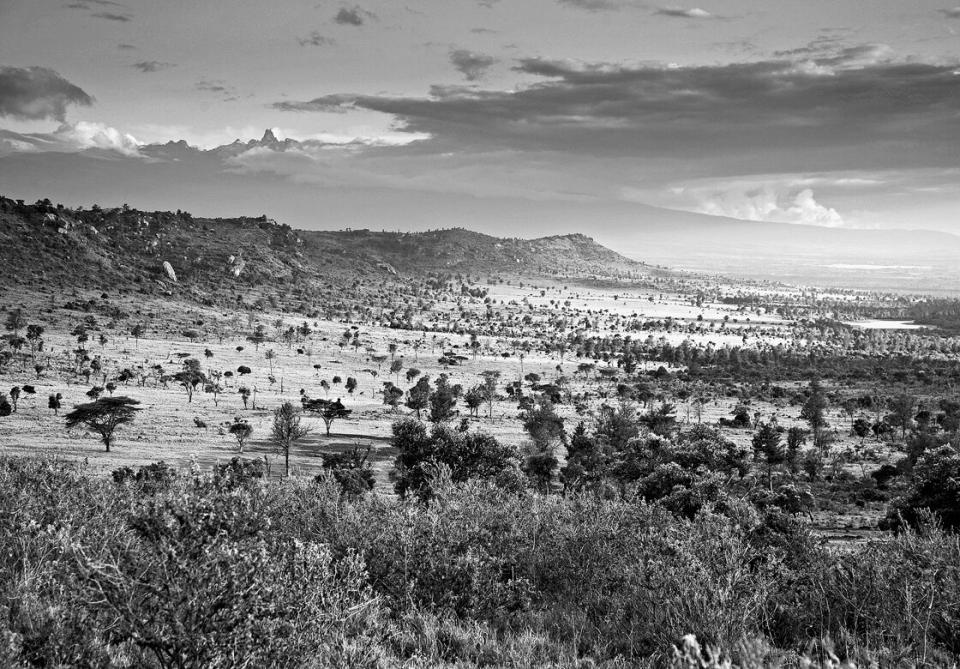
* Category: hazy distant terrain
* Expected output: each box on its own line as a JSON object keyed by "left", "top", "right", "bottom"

{"left": 4, "top": 139, "right": 958, "bottom": 293}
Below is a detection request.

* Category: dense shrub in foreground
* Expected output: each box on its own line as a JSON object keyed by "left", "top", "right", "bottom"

{"left": 0, "top": 457, "right": 958, "bottom": 667}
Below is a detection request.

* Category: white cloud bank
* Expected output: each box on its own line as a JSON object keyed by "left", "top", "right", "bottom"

{"left": 697, "top": 187, "right": 844, "bottom": 227}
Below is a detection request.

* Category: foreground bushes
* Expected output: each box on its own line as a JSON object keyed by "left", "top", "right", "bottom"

{"left": 0, "top": 457, "right": 958, "bottom": 667}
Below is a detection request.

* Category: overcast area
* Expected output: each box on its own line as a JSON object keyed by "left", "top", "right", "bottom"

{"left": 2, "top": 0, "right": 960, "bottom": 235}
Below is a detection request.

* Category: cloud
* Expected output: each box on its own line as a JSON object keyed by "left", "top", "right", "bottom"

{"left": 272, "top": 95, "right": 355, "bottom": 113}
{"left": 195, "top": 79, "right": 239, "bottom": 101}
{"left": 557, "top": 0, "right": 626, "bottom": 10}
{"left": 117, "top": 43, "right": 137, "bottom": 50}
{"left": 91, "top": 11, "right": 132, "bottom": 21}
{"left": 939, "top": 7, "right": 960, "bottom": 17}
{"left": 297, "top": 31, "right": 335, "bottom": 47}
{"left": 0, "top": 66, "right": 93, "bottom": 122}
{"left": 698, "top": 187, "right": 844, "bottom": 227}
{"left": 132, "top": 61, "right": 175, "bottom": 73}
{"left": 52, "top": 121, "right": 141, "bottom": 155}
{"left": 271, "top": 45, "right": 960, "bottom": 180}
{"left": 333, "top": 6, "right": 373, "bottom": 25}
{"left": 449, "top": 49, "right": 496, "bottom": 81}
{"left": 64, "top": 0, "right": 133, "bottom": 21}
{"left": 0, "top": 121, "right": 141, "bottom": 156}
{"left": 655, "top": 7, "right": 714, "bottom": 18}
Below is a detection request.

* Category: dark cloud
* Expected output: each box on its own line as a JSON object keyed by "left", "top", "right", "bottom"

{"left": 272, "top": 95, "right": 354, "bottom": 113}
{"left": 0, "top": 66, "right": 93, "bottom": 122}
{"left": 132, "top": 61, "right": 175, "bottom": 73}
{"left": 272, "top": 48, "right": 960, "bottom": 174}
{"left": 117, "top": 43, "right": 137, "bottom": 50}
{"left": 450, "top": 49, "right": 496, "bottom": 81}
{"left": 64, "top": 0, "right": 125, "bottom": 9}
{"left": 470, "top": 27, "right": 498, "bottom": 34}
{"left": 65, "top": 1, "right": 133, "bottom": 21}
{"left": 297, "top": 31, "right": 335, "bottom": 47}
{"left": 655, "top": 7, "right": 715, "bottom": 18}
{"left": 91, "top": 11, "right": 132, "bottom": 21}
{"left": 333, "top": 6, "right": 373, "bottom": 25}
{"left": 938, "top": 7, "right": 960, "bottom": 17}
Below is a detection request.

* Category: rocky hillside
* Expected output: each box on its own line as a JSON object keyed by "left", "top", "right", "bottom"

{"left": 0, "top": 197, "right": 650, "bottom": 308}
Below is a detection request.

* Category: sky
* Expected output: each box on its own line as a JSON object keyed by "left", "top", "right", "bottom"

{"left": 1, "top": 0, "right": 960, "bottom": 236}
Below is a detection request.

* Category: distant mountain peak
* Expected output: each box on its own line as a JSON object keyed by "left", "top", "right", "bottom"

{"left": 260, "top": 129, "right": 279, "bottom": 144}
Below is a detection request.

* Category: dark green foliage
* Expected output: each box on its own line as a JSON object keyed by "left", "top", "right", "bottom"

{"left": 0, "top": 457, "right": 959, "bottom": 665}
{"left": 212, "top": 456, "right": 265, "bottom": 489}
{"left": 719, "top": 403, "right": 752, "bottom": 428}
{"left": 391, "top": 418, "right": 517, "bottom": 500}
{"left": 405, "top": 375, "right": 431, "bottom": 418}
{"left": 428, "top": 373, "right": 458, "bottom": 423}
{"left": 112, "top": 461, "right": 178, "bottom": 493}
{"left": 522, "top": 395, "right": 565, "bottom": 451}
{"left": 752, "top": 422, "right": 785, "bottom": 489}
{"left": 319, "top": 444, "right": 375, "bottom": 497}
{"left": 882, "top": 446, "right": 960, "bottom": 532}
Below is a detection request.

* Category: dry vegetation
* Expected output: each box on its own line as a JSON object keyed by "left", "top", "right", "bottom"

{"left": 1, "top": 197, "right": 959, "bottom": 666}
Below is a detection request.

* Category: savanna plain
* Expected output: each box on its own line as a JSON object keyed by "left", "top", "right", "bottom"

{"left": 1, "top": 197, "right": 959, "bottom": 667}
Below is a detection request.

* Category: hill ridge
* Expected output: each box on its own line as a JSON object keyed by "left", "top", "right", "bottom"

{"left": 0, "top": 196, "right": 656, "bottom": 311}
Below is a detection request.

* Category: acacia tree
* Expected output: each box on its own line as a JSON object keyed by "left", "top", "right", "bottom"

{"left": 248, "top": 325, "right": 267, "bottom": 351}
{"left": 302, "top": 398, "right": 352, "bottom": 436}
{"left": 174, "top": 359, "right": 206, "bottom": 403}
{"left": 229, "top": 418, "right": 253, "bottom": 453}
{"left": 464, "top": 384, "right": 484, "bottom": 418}
{"left": 130, "top": 323, "right": 145, "bottom": 349}
{"left": 25, "top": 324, "right": 44, "bottom": 359}
{"left": 480, "top": 370, "right": 501, "bottom": 418}
{"left": 64, "top": 396, "right": 141, "bottom": 452}
{"left": 270, "top": 402, "right": 311, "bottom": 477}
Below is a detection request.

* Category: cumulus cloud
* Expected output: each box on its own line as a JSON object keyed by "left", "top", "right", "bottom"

{"left": 655, "top": 7, "right": 714, "bottom": 18}
{"left": 131, "top": 61, "right": 175, "bottom": 73}
{"left": 297, "top": 31, "right": 335, "bottom": 47}
{"left": 52, "top": 121, "right": 141, "bottom": 155}
{"left": 333, "top": 6, "right": 373, "bottom": 25}
{"left": 698, "top": 187, "right": 844, "bottom": 227}
{"left": 0, "top": 121, "right": 142, "bottom": 156}
{"left": 0, "top": 66, "right": 93, "bottom": 122}
{"left": 449, "top": 49, "right": 496, "bottom": 81}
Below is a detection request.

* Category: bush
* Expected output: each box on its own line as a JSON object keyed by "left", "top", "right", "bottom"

{"left": 882, "top": 446, "right": 960, "bottom": 532}
{"left": 1, "top": 457, "right": 959, "bottom": 666}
